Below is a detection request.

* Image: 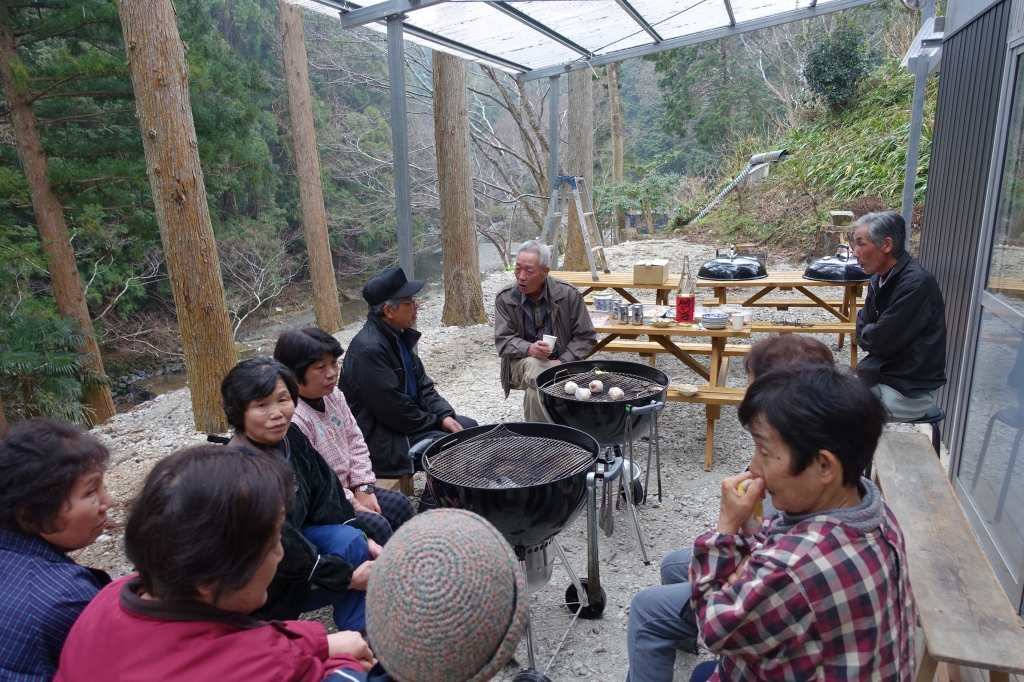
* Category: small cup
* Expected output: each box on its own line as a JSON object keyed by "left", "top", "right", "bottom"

{"left": 743, "top": 311, "right": 752, "bottom": 324}
{"left": 731, "top": 313, "right": 745, "bottom": 330}
{"left": 543, "top": 334, "right": 558, "bottom": 349}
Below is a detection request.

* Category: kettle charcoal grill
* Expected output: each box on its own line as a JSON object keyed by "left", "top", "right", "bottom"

{"left": 536, "top": 360, "right": 668, "bottom": 566}
{"left": 423, "top": 422, "right": 620, "bottom": 680}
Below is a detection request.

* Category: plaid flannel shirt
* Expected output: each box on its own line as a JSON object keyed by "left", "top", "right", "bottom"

{"left": 292, "top": 388, "right": 376, "bottom": 502}
{"left": 690, "top": 504, "right": 916, "bottom": 681}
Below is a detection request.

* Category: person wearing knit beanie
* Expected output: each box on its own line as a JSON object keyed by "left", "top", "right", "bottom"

{"left": 365, "top": 509, "right": 528, "bottom": 682}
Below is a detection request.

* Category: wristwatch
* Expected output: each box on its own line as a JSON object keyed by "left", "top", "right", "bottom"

{"left": 353, "top": 484, "right": 374, "bottom": 493}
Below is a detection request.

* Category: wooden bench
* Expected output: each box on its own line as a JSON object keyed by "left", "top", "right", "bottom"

{"left": 705, "top": 298, "right": 864, "bottom": 310}
{"left": 597, "top": 339, "right": 751, "bottom": 367}
{"left": 874, "top": 432, "right": 1024, "bottom": 682}
{"left": 376, "top": 474, "right": 414, "bottom": 496}
{"left": 750, "top": 321, "right": 859, "bottom": 368}
{"left": 666, "top": 386, "right": 746, "bottom": 471}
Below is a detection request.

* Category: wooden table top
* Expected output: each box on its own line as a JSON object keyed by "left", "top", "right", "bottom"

{"left": 592, "top": 321, "right": 751, "bottom": 338}
{"left": 554, "top": 270, "right": 866, "bottom": 289}
{"left": 697, "top": 271, "right": 868, "bottom": 287}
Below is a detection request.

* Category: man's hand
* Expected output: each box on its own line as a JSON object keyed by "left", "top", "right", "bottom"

{"left": 441, "top": 416, "right": 463, "bottom": 433}
{"left": 367, "top": 538, "right": 383, "bottom": 560}
{"left": 527, "top": 340, "right": 552, "bottom": 359}
{"left": 716, "top": 472, "right": 763, "bottom": 535}
{"left": 353, "top": 490, "right": 381, "bottom": 514}
{"left": 349, "top": 560, "right": 374, "bottom": 590}
{"left": 326, "top": 631, "right": 377, "bottom": 670}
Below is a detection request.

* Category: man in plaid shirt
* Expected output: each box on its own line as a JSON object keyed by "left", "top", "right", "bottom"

{"left": 627, "top": 365, "right": 916, "bottom": 682}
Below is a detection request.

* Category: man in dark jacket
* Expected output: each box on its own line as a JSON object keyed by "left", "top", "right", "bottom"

{"left": 853, "top": 211, "right": 947, "bottom": 421}
{"left": 495, "top": 240, "right": 597, "bottom": 421}
{"left": 340, "top": 267, "right": 477, "bottom": 478}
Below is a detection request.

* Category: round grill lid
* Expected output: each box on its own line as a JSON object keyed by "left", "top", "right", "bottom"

{"left": 802, "top": 245, "right": 868, "bottom": 282}
{"left": 697, "top": 246, "right": 768, "bottom": 281}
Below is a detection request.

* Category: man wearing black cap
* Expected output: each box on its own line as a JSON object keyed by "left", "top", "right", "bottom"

{"left": 340, "top": 267, "right": 477, "bottom": 480}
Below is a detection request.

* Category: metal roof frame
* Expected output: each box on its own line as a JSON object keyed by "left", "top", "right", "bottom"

{"left": 296, "top": 0, "right": 883, "bottom": 82}
{"left": 283, "top": 0, "right": 890, "bottom": 279}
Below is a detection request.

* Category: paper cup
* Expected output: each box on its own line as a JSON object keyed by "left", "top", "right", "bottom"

{"left": 731, "top": 313, "right": 745, "bottom": 330}
{"left": 543, "top": 334, "right": 557, "bottom": 348}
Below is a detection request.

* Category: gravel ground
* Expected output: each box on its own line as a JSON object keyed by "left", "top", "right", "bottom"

{"left": 76, "top": 235, "right": 924, "bottom": 682}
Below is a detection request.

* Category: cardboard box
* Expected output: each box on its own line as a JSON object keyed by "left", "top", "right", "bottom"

{"left": 633, "top": 259, "right": 669, "bottom": 285}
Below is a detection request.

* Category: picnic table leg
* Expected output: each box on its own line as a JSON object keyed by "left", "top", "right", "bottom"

{"left": 716, "top": 286, "right": 726, "bottom": 305}
{"left": 704, "top": 404, "right": 720, "bottom": 471}
{"left": 615, "top": 288, "right": 639, "bottom": 304}
{"left": 653, "top": 337, "right": 710, "bottom": 381}
{"left": 937, "top": 663, "right": 961, "bottom": 682}
{"left": 916, "top": 642, "right": 939, "bottom": 682}
{"left": 586, "top": 333, "right": 620, "bottom": 358}
{"left": 709, "top": 337, "right": 725, "bottom": 387}
{"left": 989, "top": 671, "right": 1010, "bottom": 682}
{"left": 838, "top": 288, "right": 850, "bottom": 349}
{"left": 717, "top": 356, "right": 730, "bottom": 387}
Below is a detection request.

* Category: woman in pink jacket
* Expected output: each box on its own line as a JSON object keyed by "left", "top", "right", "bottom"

{"left": 274, "top": 327, "right": 415, "bottom": 544}
{"left": 55, "top": 445, "right": 375, "bottom": 682}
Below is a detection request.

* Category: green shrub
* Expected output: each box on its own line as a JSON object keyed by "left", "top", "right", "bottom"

{"left": 804, "top": 29, "right": 869, "bottom": 111}
{"left": 0, "top": 313, "right": 108, "bottom": 426}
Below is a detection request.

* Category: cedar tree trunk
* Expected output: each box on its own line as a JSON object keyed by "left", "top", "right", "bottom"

{"left": 278, "top": 1, "right": 342, "bottom": 333}
{"left": 0, "top": 3, "right": 115, "bottom": 425}
{"left": 118, "top": 0, "right": 236, "bottom": 433}
{"left": 562, "top": 69, "right": 594, "bottom": 271}
{"left": 608, "top": 62, "right": 625, "bottom": 244}
{"left": 432, "top": 52, "right": 486, "bottom": 326}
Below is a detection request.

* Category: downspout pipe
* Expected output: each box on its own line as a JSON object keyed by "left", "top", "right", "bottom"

{"left": 690, "top": 150, "right": 789, "bottom": 224}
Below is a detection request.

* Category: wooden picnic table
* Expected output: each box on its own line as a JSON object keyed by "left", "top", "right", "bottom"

{"left": 699, "top": 269, "right": 865, "bottom": 324}
{"left": 589, "top": 320, "right": 750, "bottom": 387}
{"left": 555, "top": 270, "right": 678, "bottom": 305}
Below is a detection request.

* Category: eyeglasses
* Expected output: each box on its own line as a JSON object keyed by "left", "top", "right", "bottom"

{"left": 394, "top": 297, "right": 417, "bottom": 307}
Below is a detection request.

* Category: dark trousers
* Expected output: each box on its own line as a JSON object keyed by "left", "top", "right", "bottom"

{"left": 353, "top": 487, "right": 416, "bottom": 545}
{"left": 410, "top": 414, "right": 478, "bottom": 511}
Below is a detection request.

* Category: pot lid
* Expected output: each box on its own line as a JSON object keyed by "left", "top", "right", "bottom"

{"left": 802, "top": 245, "right": 869, "bottom": 282}
{"left": 697, "top": 246, "right": 768, "bottom": 281}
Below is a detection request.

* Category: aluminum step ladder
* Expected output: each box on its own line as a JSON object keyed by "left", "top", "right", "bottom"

{"left": 540, "top": 175, "right": 609, "bottom": 280}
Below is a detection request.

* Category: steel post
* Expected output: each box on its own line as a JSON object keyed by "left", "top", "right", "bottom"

{"left": 387, "top": 15, "right": 414, "bottom": 279}
{"left": 901, "top": 53, "right": 930, "bottom": 251}
{"left": 549, "top": 75, "right": 559, "bottom": 189}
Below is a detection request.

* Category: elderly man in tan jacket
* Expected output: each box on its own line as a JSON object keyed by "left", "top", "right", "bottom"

{"left": 494, "top": 241, "right": 597, "bottom": 421}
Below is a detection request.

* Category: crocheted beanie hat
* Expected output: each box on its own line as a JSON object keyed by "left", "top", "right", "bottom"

{"left": 366, "top": 509, "right": 528, "bottom": 682}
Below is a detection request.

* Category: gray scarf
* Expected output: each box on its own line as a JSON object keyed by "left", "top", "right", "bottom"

{"left": 770, "top": 477, "right": 884, "bottom": 536}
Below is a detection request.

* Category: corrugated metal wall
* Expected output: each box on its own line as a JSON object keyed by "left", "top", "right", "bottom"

{"left": 918, "top": 0, "right": 1011, "bottom": 447}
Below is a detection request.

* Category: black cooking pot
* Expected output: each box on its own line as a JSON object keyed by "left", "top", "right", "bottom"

{"left": 697, "top": 247, "right": 768, "bottom": 281}
{"left": 536, "top": 360, "right": 668, "bottom": 447}
{"left": 423, "top": 422, "right": 599, "bottom": 548}
{"left": 802, "top": 245, "right": 868, "bottom": 283}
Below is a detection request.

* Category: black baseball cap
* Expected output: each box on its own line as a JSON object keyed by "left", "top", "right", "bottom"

{"left": 362, "top": 267, "right": 425, "bottom": 306}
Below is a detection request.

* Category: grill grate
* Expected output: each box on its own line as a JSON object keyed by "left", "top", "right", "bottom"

{"left": 537, "top": 369, "right": 663, "bottom": 402}
{"left": 427, "top": 424, "right": 594, "bottom": 489}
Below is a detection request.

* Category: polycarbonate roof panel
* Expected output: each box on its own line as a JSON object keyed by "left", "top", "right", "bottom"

{"left": 731, "top": 0, "right": 805, "bottom": 25}
{"left": 285, "top": 0, "right": 877, "bottom": 76}
{"left": 402, "top": 2, "right": 584, "bottom": 69}
{"left": 510, "top": 1, "right": 652, "bottom": 54}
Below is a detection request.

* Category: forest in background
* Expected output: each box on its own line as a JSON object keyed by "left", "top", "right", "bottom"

{"left": 0, "top": 0, "right": 931, "bottom": 424}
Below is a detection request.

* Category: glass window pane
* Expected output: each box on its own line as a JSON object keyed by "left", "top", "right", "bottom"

{"left": 956, "top": 308, "right": 1024, "bottom": 591}
{"left": 988, "top": 56, "right": 1024, "bottom": 315}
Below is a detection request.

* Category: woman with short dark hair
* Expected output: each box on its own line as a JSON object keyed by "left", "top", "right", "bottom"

{"left": 275, "top": 327, "right": 415, "bottom": 543}
{"left": 221, "top": 357, "right": 380, "bottom": 632}
{"left": 54, "top": 445, "right": 375, "bottom": 681}
{"left": 0, "top": 418, "right": 113, "bottom": 681}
